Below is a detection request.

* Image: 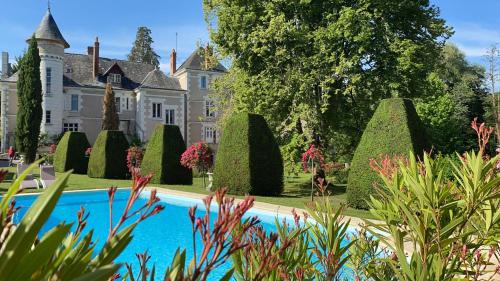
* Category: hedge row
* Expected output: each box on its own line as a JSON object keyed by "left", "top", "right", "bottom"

{"left": 213, "top": 113, "right": 283, "bottom": 196}
{"left": 346, "top": 98, "right": 429, "bottom": 209}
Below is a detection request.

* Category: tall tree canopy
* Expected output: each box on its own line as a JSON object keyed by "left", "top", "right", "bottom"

{"left": 416, "top": 44, "right": 488, "bottom": 154}
{"left": 127, "top": 27, "right": 160, "bottom": 67}
{"left": 102, "top": 83, "right": 120, "bottom": 130}
{"left": 204, "top": 0, "right": 452, "bottom": 162}
{"left": 15, "top": 35, "right": 43, "bottom": 163}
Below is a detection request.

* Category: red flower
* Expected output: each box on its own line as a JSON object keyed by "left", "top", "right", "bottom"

{"left": 301, "top": 144, "right": 325, "bottom": 172}
{"left": 49, "top": 144, "right": 57, "bottom": 154}
{"left": 180, "top": 142, "right": 213, "bottom": 171}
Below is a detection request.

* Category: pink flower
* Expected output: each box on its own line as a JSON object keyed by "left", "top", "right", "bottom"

{"left": 49, "top": 144, "right": 57, "bottom": 154}
{"left": 85, "top": 147, "right": 92, "bottom": 156}
{"left": 180, "top": 141, "right": 213, "bottom": 171}
{"left": 301, "top": 144, "right": 326, "bottom": 172}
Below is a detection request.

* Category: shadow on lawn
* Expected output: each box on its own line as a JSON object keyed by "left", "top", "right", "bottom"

{"left": 282, "top": 176, "right": 347, "bottom": 198}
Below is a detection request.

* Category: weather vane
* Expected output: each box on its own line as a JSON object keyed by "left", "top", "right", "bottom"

{"left": 48, "top": 0, "right": 51, "bottom": 11}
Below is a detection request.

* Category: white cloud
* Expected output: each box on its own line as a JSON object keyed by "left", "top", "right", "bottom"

{"left": 450, "top": 23, "right": 500, "bottom": 58}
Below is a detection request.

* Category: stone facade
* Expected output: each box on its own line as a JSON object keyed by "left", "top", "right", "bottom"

{"left": 0, "top": 9, "right": 225, "bottom": 152}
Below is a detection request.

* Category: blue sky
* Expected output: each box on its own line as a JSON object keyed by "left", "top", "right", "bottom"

{"left": 1, "top": 0, "right": 499, "bottom": 71}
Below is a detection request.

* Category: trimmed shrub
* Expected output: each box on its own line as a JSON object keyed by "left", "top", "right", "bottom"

{"left": 347, "top": 98, "right": 429, "bottom": 209}
{"left": 53, "top": 132, "right": 91, "bottom": 174}
{"left": 213, "top": 113, "right": 284, "bottom": 196}
{"left": 87, "top": 130, "right": 129, "bottom": 179}
{"left": 141, "top": 125, "right": 192, "bottom": 185}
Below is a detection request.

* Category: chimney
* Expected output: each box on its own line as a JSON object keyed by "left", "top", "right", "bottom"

{"left": 93, "top": 37, "right": 99, "bottom": 78}
{"left": 1, "top": 52, "right": 9, "bottom": 79}
{"left": 87, "top": 46, "right": 94, "bottom": 56}
{"left": 204, "top": 44, "right": 210, "bottom": 70}
{"left": 170, "top": 48, "right": 177, "bottom": 76}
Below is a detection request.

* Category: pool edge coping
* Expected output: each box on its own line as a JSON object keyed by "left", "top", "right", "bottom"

{"left": 146, "top": 186, "right": 376, "bottom": 230}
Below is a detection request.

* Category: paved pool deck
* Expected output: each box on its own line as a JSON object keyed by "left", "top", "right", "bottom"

{"left": 150, "top": 187, "right": 373, "bottom": 230}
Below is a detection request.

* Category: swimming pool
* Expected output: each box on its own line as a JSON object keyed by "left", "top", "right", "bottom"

{"left": 13, "top": 189, "right": 289, "bottom": 280}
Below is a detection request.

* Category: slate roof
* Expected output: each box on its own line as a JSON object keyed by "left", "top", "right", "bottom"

{"left": 139, "top": 69, "right": 182, "bottom": 90}
{"left": 31, "top": 10, "right": 70, "bottom": 48}
{"left": 177, "top": 49, "right": 227, "bottom": 73}
{"left": 63, "top": 53, "right": 184, "bottom": 90}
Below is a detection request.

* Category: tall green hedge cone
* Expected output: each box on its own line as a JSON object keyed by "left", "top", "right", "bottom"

{"left": 15, "top": 35, "right": 43, "bottom": 163}
{"left": 54, "top": 132, "right": 91, "bottom": 174}
{"left": 87, "top": 130, "right": 129, "bottom": 179}
{"left": 141, "top": 125, "right": 192, "bottom": 184}
{"left": 347, "top": 98, "right": 429, "bottom": 209}
{"left": 213, "top": 113, "right": 284, "bottom": 196}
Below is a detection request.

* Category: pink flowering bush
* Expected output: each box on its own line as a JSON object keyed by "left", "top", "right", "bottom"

{"left": 301, "top": 144, "right": 325, "bottom": 172}
{"left": 301, "top": 144, "right": 326, "bottom": 201}
{"left": 180, "top": 142, "right": 213, "bottom": 189}
{"left": 126, "top": 146, "right": 144, "bottom": 171}
{"left": 85, "top": 147, "right": 92, "bottom": 157}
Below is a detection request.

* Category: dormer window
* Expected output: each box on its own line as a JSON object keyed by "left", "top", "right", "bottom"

{"left": 108, "top": 73, "right": 121, "bottom": 84}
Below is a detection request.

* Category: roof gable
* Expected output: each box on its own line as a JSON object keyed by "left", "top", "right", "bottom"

{"left": 176, "top": 49, "right": 226, "bottom": 73}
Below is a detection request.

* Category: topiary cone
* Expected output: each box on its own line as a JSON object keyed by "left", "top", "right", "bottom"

{"left": 141, "top": 124, "right": 192, "bottom": 185}
{"left": 346, "top": 98, "right": 429, "bottom": 209}
{"left": 213, "top": 112, "right": 284, "bottom": 196}
{"left": 87, "top": 130, "right": 129, "bottom": 179}
{"left": 54, "top": 132, "right": 91, "bottom": 174}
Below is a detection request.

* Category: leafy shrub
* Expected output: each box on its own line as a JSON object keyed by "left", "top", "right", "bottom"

{"left": 213, "top": 113, "right": 283, "bottom": 196}
{"left": 347, "top": 98, "right": 429, "bottom": 209}
{"left": 434, "top": 153, "right": 462, "bottom": 180}
{"left": 53, "top": 132, "right": 90, "bottom": 174}
{"left": 141, "top": 125, "right": 192, "bottom": 184}
{"left": 0, "top": 161, "right": 163, "bottom": 281}
{"left": 87, "top": 130, "right": 129, "bottom": 179}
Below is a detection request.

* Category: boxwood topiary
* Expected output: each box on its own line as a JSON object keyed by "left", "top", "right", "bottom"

{"left": 141, "top": 125, "right": 192, "bottom": 185}
{"left": 87, "top": 130, "right": 129, "bottom": 179}
{"left": 213, "top": 113, "right": 284, "bottom": 196}
{"left": 54, "top": 132, "right": 91, "bottom": 174}
{"left": 347, "top": 98, "right": 429, "bottom": 209}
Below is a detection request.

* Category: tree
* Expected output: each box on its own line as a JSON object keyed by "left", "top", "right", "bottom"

{"left": 485, "top": 44, "right": 500, "bottom": 145}
{"left": 416, "top": 44, "right": 488, "bottom": 153}
{"left": 204, "top": 0, "right": 452, "bottom": 162}
{"left": 15, "top": 35, "right": 42, "bottom": 163}
{"left": 101, "top": 83, "right": 119, "bottom": 130}
{"left": 180, "top": 142, "right": 213, "bottom": 189}
{"left": 127, "top": 27, "right": 160, "bottom": 67}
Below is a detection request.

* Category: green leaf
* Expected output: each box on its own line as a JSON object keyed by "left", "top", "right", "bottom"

{"left": 0, "top": 170, "right": 71, "bottom": 280}
{"left": 9, "top": 223, "right": 72, "bottom": 281}
{"left": 70, "top": 264, "right": 122, "bottom": 281}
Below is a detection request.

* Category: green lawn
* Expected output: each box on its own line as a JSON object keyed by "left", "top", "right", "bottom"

{"left": 0, "top": 168, "right": 373, "bottom": 219}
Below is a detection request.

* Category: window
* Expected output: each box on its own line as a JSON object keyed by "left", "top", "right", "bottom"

{"left": 152, "top": 103, "right": 162, "bottom": 118}
{"left": 108, "top": 73, "right": 121, "bottom": 84}
{"left": 204, "top": 127, "right": 216, "bottom": 143}
{"left": 126, "top": 98, "right": 129, "bottom": 110}
{"left": 46, "top": 67, "right": 52, "bottom": 94}
{"left": 200, "top": 75, "right": 207, "bottom": 89}
{"left": 115, "top": 97, "right": 121, "bottom": 113}
{"left": 165, "top": 109, "right": 175, "bottom": 125}
{"left": 70, "top": 95, "right": 79, "bottom": 111}
{"left": 205, "top": 99, "right": 215, "bottom": 118}
{"left": 63, "top": 123, "right": 79, "bottom": 132}
{"left": 45, "top": 110, "right": 51, "bottom": 124}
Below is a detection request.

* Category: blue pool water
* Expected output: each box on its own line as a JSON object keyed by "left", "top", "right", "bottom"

{"left": 13, "top": 189, "right": 288, "bottom": 280}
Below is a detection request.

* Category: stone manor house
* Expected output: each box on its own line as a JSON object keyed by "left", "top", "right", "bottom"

{"left": 0, "top": 9, "right": 225, "bottom": 152}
